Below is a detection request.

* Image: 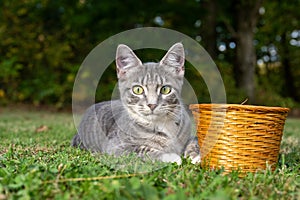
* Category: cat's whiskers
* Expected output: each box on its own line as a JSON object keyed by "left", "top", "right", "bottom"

{"left": 160, "top": 105, "right": 181, "bottom": 120}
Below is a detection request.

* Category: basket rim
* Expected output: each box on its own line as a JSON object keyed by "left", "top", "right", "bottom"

{"left": 189, "top": 103, "right": 290, "bottom": 113}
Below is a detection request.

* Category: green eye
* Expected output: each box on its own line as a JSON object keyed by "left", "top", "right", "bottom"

{"left": 160, "top": 86, "right": 172, "bottom": 95}
{"left": 132, "top": 86, "right": 144, "bottom": 95}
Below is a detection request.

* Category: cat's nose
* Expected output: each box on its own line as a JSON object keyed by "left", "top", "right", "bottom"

{"left": 147, "top": 104, "right": 157, "bottom": 111}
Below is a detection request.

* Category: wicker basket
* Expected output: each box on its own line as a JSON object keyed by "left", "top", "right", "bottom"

{"left": 189, "top": 104, "right": 289, "bottom": 173}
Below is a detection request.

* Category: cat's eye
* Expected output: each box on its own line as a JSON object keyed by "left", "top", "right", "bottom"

{"left": 160, "top": 86, "right": 172, "bottom": 95}
{"left": 132, "top": 85, "right": 144, "bottom": 95}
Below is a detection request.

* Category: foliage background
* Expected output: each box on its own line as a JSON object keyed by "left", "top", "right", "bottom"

{"left": 0, "top": 0, "right": 299, "bottom": 109}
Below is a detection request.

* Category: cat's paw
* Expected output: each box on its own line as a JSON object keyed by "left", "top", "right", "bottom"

{"left": 184, "top": 153, "right": 201, "bottom": 164}
{"left": 160, "top": 153, "right": 182, "bottom": 165}
{"left": 190, "top": 154, "right": 201, "bottom": 164}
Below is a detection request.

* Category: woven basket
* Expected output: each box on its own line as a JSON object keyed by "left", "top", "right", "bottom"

{"left": 189, "top": 104, "right": 289, "bottom": 173}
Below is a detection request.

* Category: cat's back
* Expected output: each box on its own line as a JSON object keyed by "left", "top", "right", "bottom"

{"left": 81, "top": 100, "right": 123, "bottom": 128}
{"left": 74, "top": 100, "right": 124, "bottom": 151}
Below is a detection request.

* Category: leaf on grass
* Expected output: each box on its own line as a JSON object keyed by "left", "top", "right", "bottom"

{"left": 35, "top": 125, "right": 49, "bottom": 133}
{"left": 0, "top": 194, "right": 7, "bottom": 200}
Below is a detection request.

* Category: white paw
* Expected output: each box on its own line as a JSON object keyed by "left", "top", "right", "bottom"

{"left": 190, "top": 155, "right": 201, "bottom": 164}
{"left": 160, "top": 153, "right": 182, "bottom": 165}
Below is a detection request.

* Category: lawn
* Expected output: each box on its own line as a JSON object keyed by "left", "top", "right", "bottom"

{"left": 0, "top": 107, "right": 299, "bottom": 199}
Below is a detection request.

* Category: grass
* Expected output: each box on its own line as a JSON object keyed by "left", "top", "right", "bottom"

{"left": 0, "top": 107, "right": 299, "bottom": 200}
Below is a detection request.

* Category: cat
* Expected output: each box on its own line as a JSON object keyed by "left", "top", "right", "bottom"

{"left": 71, "top": 43, "right": 200, "bottom": 165}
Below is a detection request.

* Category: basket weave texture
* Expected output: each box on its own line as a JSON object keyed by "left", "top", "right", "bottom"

{"left": 189, "top": 104, "right": 289, "bottom": 173}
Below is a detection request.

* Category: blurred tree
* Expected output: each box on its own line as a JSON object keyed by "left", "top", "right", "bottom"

{"left": 200, "top": 0, "right": 218, "bottom": 60}
{"left": 0, "top": 0, "right": 83, "bottom": 106}
{"left": 232, "top": 0, "right": 263, "bottom": 103}
{"left": 202, "top": 0, "right": 262, "bottom": 103}
{"left": 0, "top": 0, "right": 299, "bottom": 107}
{"left": 258, "top": 0, "right": 300, "bottom": 102}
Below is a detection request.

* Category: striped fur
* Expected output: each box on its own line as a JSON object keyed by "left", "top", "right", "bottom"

{"left": 71, "top": 43, "right": 200, "bottom": 165}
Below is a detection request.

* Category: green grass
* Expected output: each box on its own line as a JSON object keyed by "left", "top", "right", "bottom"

{"left": 0, "top": 107, "right": 300, "bottom": 200}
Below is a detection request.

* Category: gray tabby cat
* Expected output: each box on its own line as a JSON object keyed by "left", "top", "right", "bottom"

{"left": 72, "top": 43, "right": 200, "bottom": 165}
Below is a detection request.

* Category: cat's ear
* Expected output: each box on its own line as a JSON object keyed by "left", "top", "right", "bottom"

{"left": 116, "top": 44, "right": 142, "bottom": 79}
{"left": 160, "top": 43, "right": 185, "bottom": 76}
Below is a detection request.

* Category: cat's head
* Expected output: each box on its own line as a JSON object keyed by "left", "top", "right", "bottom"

{"left": 115, "top": 43, "right": 185, "bottom": 121}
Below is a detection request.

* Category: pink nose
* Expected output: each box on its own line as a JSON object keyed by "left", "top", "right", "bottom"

{"left": 147, "top": 104, "right": 157, "bottom": 111}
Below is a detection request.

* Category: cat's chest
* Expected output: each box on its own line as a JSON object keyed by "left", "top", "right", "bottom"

{"left": 151, "top": 119, "right": 181, "bottom": 137}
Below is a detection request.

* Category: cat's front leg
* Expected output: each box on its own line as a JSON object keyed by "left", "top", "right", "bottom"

{"left": 184, "top": 137, "right": 201, "bottom": 164}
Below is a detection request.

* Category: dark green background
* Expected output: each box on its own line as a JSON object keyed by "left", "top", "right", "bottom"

{"left": 0, "top": 0, "right": 299, "bottom": 109}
